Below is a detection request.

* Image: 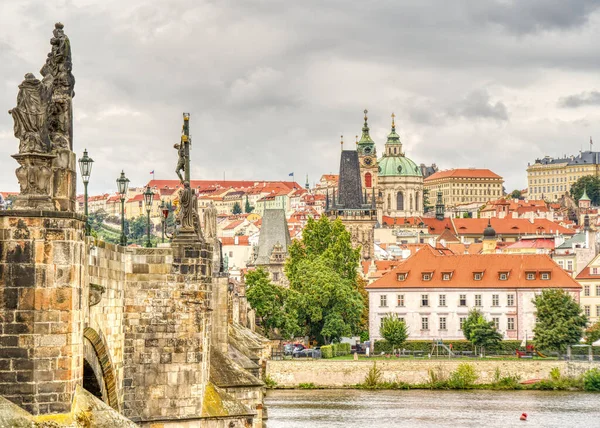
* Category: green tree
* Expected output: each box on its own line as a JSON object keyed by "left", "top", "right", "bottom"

{"left": 461, "top": 309, "right": 501, "bottom": 353}
{"left": 128, "top": 215, "right": 149, "bottom": 243}
{"left": 510, "top": 189, "right": 522, "bottom": 199}
{"left": 533, "top": 289, "right": 587, "bottom": 352}
{"left": 585, "top": 322, "right": 600, "bottom": 345}
{"left": 244, "top": 196, "right": 254, "bottom": 213}
{"left": 287, "top": 256, "right": 363, "bottom": 344}
{"left": 245, "top": 268, "right": 299, "bottom": 339}
{"left": 379, "top": 314, "right": 408, "bottom": 352}
{"left": 423, "top": 189, "right": 432, "bottom": 213}
{"left": 232, "top": 202, "right": 242, "bottom": 215}
{"left": 570, "top": 175, "right": 600, "bottom": 205}
{"left": 285, "top": 217, "right": 364, "bottom": 344}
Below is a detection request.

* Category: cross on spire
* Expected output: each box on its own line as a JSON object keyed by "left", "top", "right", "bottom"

{"left": 391, "top": 112, "right": 396, "bottom": 130}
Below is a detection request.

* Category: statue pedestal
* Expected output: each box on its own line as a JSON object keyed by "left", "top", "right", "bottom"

{"left": 11, "top": 153, "right": 56, "bottom": 211}
{"left": 52, "top": 149, "right": 77, "bottom": 212}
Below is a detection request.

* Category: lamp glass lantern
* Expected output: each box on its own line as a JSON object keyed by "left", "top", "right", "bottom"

{"left": 116, "top": 170, "right": 130, "bottom": 246}
{"left": 143, "top": 185, "right": 155, "bottom": 247}
{"left": 78, "top": 149, "right": 94, "bottom": 235}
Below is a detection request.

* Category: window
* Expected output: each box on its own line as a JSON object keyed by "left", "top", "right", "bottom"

{"left": 273, "top": 272, "right": 279, "bottom": 281}
{"left": 439, "top": 294, "right": 446, "bottom": 307}
{"left": 397, "top": 273, "right": 406, "bottom": 281}
{"left": 459, "top": 317, "right": 466, "bottom": 329}
{"left": 507, "top": 317, "right": 515, "bottom": 330}
{"left": 474, "top": 272, "right": 482, "bottom": 281}
{"left": 459, "top": 294, "right": 467, "bottom": 306}
{"left": 397, "top": 294, "right": 405, "bottom": 307}
{"left": 492, "top": 294, "right": 499, "bottom": 306}
{"left": 475, "top": 294, "right": 482, "bottom": 306}
{"left": 439, "top": 317, "right": 447, "bottom": 330}
{"left": 380, "top": 295, "right": 387, "bottom": 307}
{"left": 421, "top": 317, "right": 429, "bottom": 330}
{"left": 492, "top": 317, "right": 499, "bottom": 329}
{"left": 597, "top": 285, "right": 600, "bottom": 296}
{"left": 507, "top": 294, "right": 515, "bottom": 307}
{"left": 422, "top": 273, "right": 431, "bottom": 281}
{"left": 584, "top": 305, "right": 591, "bottom": 317}
{"left": 442, "top": 273, "right": 451, "bottom": 281}
{"left": 541, "top": 272, "right": 550, "bottom": 280}
{"left": 499, "top": 272, "right": 508, "bottom": 281}
{"left": 584, "top": 285, "right": 590, "bottom": 297}
{"left": 592, "top": 267, "right": 600, "bottom": 275}
{"left": 421, "top": 294, "right": 429, "bottom": 307}
{"left": 526, "top": 272, "right": 535, "bottom": 280}
{"left": 596, "top": 305, "right": 600, "bottom": 317}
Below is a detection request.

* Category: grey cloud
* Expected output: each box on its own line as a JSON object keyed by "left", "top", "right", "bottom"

{"left": 559, "top": 91, "right": 600, "bottom": 108}
{"left": 449, "top": 90, "right": 509, "bottom": 122}
{"left": 469, "top": 0, "right": 600, "bottom": 34}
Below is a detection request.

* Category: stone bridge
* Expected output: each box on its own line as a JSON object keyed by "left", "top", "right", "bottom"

{"left": 0, "top": 210, "right": 267, "bottom": 427}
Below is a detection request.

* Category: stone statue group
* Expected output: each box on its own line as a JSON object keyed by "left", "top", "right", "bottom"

{"left": 8, "top": 23, "right": 76, "bottom": 210}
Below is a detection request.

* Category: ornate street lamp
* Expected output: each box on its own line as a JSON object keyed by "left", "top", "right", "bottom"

{"left": 159, "top": 199, "right": 170, "bottom": 243}
{"left": 116, "top": 171, "right": 130, "bottom": 246}
{"left": 78, "top": 149, "right": 94, "bottom": 235}
{"left": 143, "top": 185, "right": 155, "bottom": 248}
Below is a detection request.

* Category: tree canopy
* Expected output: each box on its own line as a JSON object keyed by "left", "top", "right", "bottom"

{"left": 244, "top": 197, "right": 254, "bottom": 213}
{"left": 570, "top": 175, "right": 600, "bottom": 205}
{"left": 245, "top": 268, "right": 298, "bottom": 339}
{"left": 510, "top": 189, "right": 522, "bottom": 199}
{"left": 285, "top": 216, "right": 365, "bottom": 344}
{"left": 461, "top": 309, "right": 501, "bottom": 351}
{"left": 232, "top": 202, "right": 243, "bottom": 215}
{"left": 585, "top": 322, "right": 600, "bottom": 345}
{"left": 379, "top": 314, "right": 408, "bottom": 351}
{"left": 533, "top": 289, "right": 587, "bottom": 351}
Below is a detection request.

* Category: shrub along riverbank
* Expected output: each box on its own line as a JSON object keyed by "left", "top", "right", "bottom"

{"left": 356, "top": 363, "right": 600, "bottom": 392}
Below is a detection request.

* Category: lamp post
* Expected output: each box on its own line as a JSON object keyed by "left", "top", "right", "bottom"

{"left": 143, "top": 185, "right": 155, "bottom": 248}
{"left": 116, "top": 171, "right": 130, "bottom": 246}
{"left": 159, "top": 200, "right": 170, "bottom": 243}
{"left": 78, "top": 149, "right": 94, "bottom": 235}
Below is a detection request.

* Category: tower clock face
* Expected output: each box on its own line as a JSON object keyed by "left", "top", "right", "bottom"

{"left": 363, "top": 157, "right": 373, "bottom": 166}
{"left": 364, "top": 147, "right": 372, "bottom": 155}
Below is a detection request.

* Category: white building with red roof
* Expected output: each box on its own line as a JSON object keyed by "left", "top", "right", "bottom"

{"left": 366, "top": 245, "right": 581, "bottom": 342}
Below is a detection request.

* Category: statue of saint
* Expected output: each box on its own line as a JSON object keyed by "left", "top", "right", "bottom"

{"left": 8, "top": 73, "right": 48, "bottom": 154}
{"left": 177, "top": 181, "right": 202, "bottom": 239}
{"left": 203, "top": 202, "right": 218, "bottom": 240}
{"left": 174, "top": 142, "right": 186, "bottom": 183}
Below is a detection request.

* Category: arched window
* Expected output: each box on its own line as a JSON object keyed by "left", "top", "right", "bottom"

{"left": 397, "top": 192, "right": 404, "bottom": 211}
{"left": 387, "top": 194, "right": 391, "bottom": 209}
{"left": 415, "top": 191, "right": 420, "bottom": 212}
{"left": 365, "top": 172, "right": 372, "bottom": 188}
{"left": 410, "top": 194, "right": 413, "bottom": 210}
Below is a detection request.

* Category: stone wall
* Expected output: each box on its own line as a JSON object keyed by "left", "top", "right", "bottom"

{"left": 0, "top": 211, "right": 86, "bottom": 415}
{"left": 267, "top": 359, "right": 600, "bottom": 387}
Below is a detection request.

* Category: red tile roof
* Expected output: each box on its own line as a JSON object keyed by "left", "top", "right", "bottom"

{"left": 453, "top": 218, "right": 575, "bottom": 236}
{"left": 361, "top": 260, "right": 404, "bottom": 275}
{"left": 367, "top": 245, "right": 580, "bottom": 290}
{"left": 424, "top": 168, "right": 502, "bottom": 181}
{"left": 575, "top": 267, "right": 600, "bottom": 280}
{"left": 220, "top": 236, "right": 250, "bottom": 246}
{"left": 504, "top": 239, "right": 555, "bottom": 250}
{"left": 223, "top": 220, "right": 245, "bottom": 230}
{"left": 381, "top": 216, "right": 453, "bottom": 234}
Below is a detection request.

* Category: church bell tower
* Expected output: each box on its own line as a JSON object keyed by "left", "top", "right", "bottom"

{"left": 356, "top": 109, "right": 378, "bottom": 198}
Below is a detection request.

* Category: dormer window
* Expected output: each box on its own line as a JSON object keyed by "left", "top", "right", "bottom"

{"left": 442, "top": 273, "right": 451, "bottom": 281}
{"left": 474, "top": 272, "right": 482, "bottom": 281}
{"left": 422, "top": 273, "right": 431, "bottom": 281}
{"left": 397, "top": 273, "right": 407, "bottom": 281}
{"left": 541, "top": 272, "right": 551, "bottom": 280}
{"left": 526, "top": 272, "right": 535, "bottom": 280}
{"left": 499, "top": 272, "right": 509, "bottom": 281}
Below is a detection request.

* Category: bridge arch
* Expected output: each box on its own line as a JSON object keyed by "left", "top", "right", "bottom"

{"left": 83, "top": 327, "right": 119, "bottom": 410}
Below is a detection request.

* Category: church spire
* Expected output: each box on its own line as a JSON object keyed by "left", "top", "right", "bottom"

{"left": 305, "top": 174, "right": 310, "bottom": 191}
{"left": 385, "top": 112, "right": 403, "bottom": 156}
{"left": 358, "top": 109, "right": 374, "bottom": 144}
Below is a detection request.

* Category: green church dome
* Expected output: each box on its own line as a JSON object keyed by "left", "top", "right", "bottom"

{"left": 378, "top": 155, "right": 422, "bottom": 177}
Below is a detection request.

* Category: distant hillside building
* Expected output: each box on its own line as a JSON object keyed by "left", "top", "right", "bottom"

{"left": 424, "top": 168, "right": 504, "bottom": 208}
{"left": 527, "top": 150, "right": 600, "bottom": 201}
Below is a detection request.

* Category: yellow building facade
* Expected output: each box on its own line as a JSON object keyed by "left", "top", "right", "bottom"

{"left": 527, "top": 151, "right": 600, "bottom": 201}
{"left": 423, "top": 169, "right": 504, "bottom": 208}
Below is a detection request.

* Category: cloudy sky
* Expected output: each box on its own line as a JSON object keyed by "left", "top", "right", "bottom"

{"left": 2, "top": 0, "right": 600, "bottom": 195}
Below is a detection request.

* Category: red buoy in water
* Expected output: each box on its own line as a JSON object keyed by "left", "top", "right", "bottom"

{"left": 520, "top": 413, "right": 528, "bottom": 421}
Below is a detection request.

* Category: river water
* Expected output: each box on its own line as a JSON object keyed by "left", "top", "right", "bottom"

{"left": 266, "top": 389, "right": 599, "bottom": 428}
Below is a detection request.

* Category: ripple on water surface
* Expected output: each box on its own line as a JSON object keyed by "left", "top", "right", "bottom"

{"left": 265, "top": 389, "right": 599, "bottom": 428}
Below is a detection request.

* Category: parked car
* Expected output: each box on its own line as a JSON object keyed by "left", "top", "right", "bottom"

{"left": 284, "top": 343, "right": 305, "bottom": 356}
{"left": 292, "top": 347, "right": 320, "bottom": 358}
